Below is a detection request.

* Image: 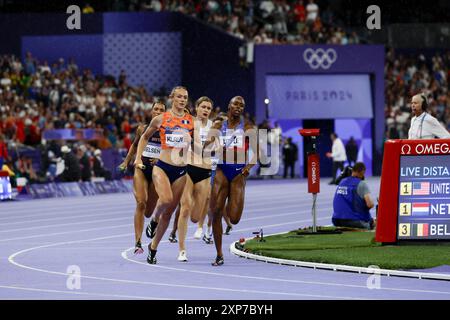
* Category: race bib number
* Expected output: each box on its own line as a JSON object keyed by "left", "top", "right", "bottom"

{"left": 142, "top": 143, "right": 161, "bottom": 158}
{"left": 166, "top": 133, "right": 187, "bottom": 148}
{"left": 221, "top": 135, "right": 243, "bottom": 148}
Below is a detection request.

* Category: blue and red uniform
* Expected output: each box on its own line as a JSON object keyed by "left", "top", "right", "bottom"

{"left": 217, "top": 119, "right": 249, "bottom": 182}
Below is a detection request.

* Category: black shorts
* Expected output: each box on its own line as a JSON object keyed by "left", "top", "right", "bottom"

{"left": 154, "top": 160, "right": 187, "bottom": 184}
{"left": 187, "top": 165, "right": 212, "bottom": 184}
{"left": 140, "top": 156, "right": 154, "bottom": 182}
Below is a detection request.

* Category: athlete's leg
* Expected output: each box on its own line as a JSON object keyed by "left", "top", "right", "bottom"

{"left": 169, "top": 206, "right": 180, "bottom": 242}
{"left": 150, "top": 173, "right": 187, "bottom": 251}
{"left": 211, "top": 169, "right": 229, "bottom": 259}
{"left": 226, "top": 173, "right": 246, "bottom": 225}
{"left": 144, "top": 181, "right": 158, "bottom": 219}
{"left": 197, "top": 191, "right": 210, "bottom": 238}
{"left": 223, "top": 208, "right": 232, "bottom": 227}
{"left": 178, "top": 175, "right": 194, "bottom": 253}
{"left": 197, "top": 191, "right": 209, "bottom": 227}
{"left": 223, "top": 203, "right": 233, "bottom": 235}
{"left": 133, "top": 168, "right": 148, "bottom": 245}
{"left": 191, "top": 178, "right": 211, "bottom": 224}
{"left": 145, "top": 166, "right": 173, "bottom": 239}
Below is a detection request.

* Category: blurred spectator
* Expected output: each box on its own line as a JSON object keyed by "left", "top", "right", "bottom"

{"left": 0, "top": 134, "right": 9, "bottom": 167}
{"left": 305, "top": 0, "right": 319, "bottom": 24}
{"left": 24, "top": 118, "right": 41, "bottom": 146}
{"left": 93, "top": 149, "right": 111, "bottom": 180}
{"left": 98, "top": 130, "right": 113, "bottom": 149}
{"left": 345, "top": 137, "right": 358, "bottom": 167}
{"left": 150, "top": 1, "right": 163, "bottom": 12}
{"left": 77, "top": 145, "right": 92, "bottom": 182}
{"left": 59, "top": 145, "right": 81, "bottom": 182}
{"left": 293, "top": 0, "right": 306, "bottom": 32}
{"left": 16, "top": 156, "right": 38, "bottom": 183}
{"left": 326, "top": 132, "right": 347, "bottom": 185}
{"left": 282, "top": 137, "right": 298, "bottom": 178}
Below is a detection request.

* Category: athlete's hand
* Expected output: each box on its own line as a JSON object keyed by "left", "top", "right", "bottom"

{"left": 150, "top": 158, "right": 158, "bottom": 166}
{"left": 134, "top": 159, "right": 146, "bottom": 170}
{"left": 242, "top": 165, "right": 251, "bottom": 178}
{"left": 182, "top": 130, "right": 192, "bottom": 146}
{"left": 118, "top": 162, "right": 128, "bottom": 172}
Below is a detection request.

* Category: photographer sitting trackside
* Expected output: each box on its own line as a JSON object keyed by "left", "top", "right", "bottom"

{"left": 332, "top": 162, "right": 375, "bottom": 230}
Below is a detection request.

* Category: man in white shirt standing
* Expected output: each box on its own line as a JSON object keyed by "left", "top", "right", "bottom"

{"left": 306, "top": 0, "right": 319, "bottom": 24}
{"left": 326, "top": 132, "right": 347, "bottom": 185}
{"left": 408, "top": 94, "right": 450, "bottom": 139}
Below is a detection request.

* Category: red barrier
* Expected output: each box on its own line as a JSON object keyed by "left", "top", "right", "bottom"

{"left": 307, "top": 153, "right": 320, "bottom": 194}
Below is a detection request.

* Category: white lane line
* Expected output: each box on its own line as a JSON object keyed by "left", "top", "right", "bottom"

{"left": 0, "top": 208, "right": 132, "bottom": 225}
{"left": 0, "top": 224, "right": 132, "bottom": 242}
{"left": 0, "top": 206, "right": 133, "bottom": 223}
{"left": 0, "top": 216, "right": 132, "bottom": 233}
{"left": 0, "top": 285, "right": 164, "bottom": 300}
{"left": 0, "top": 199, "right": 308, "bottom": 226}
{"left": 0, "top": 202, "right": 318, "bottom": 232}
{"left": 9, "top": 217, "right": 450, "bottom": 298}
{"left": 7, "top": 225, "right": 365, "bottom": 300}
{"left": 122, "top": 247, "right": 450, "bottom": 297}
{"left": 0, "top": 205, "right": 325, "bottom": 238}
{"left": 0, "top": 202, "right": 134, "bottom": 218}
{"left": 0, "top": 192, "right": 319, "bottom": 221}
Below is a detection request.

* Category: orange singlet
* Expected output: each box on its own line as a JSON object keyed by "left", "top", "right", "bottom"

{"left": 159, "top": 111, "right": 194, "bottom": 150}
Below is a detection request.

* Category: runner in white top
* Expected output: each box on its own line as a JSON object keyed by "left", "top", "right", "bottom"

{"left": 177, "top": 96, "right": 216, "bottom": 262}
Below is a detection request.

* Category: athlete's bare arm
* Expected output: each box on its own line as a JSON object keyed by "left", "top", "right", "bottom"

{"left": 191, "top": 119, "right": 205, "bottom": 157}
{"left": 135, "top": 114, "right": 163, "bottom": 167}
{"left": 203, "top": 114, "right": 227, "bottom": 151}
{"left": 120, "top": 124, "right": 145, "bottom": 168}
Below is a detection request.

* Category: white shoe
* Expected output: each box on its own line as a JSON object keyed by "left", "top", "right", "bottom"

{"left": 194, "top": 227, "right": 203, "bottom": 239}
{"left": 177, "top": 250, "right": 188, "bottom": 262}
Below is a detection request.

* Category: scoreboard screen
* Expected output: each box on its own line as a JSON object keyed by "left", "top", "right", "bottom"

{"left": 397, "top": 155, "right": 450, "bottom": 240}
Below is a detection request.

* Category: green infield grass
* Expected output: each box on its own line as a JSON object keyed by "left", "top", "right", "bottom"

{"left": 243, "top": 228, "right": 450, "bottom": 270}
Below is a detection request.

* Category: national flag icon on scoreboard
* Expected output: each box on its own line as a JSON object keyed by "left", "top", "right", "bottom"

{"left": 412, "top": 182, "right": 430, "bottom": 195}
{"left": 411, "top": 202, "right": 430, "bottom": 216}
{"left": 413, "top": 223, "right": 429, "bottom": 237}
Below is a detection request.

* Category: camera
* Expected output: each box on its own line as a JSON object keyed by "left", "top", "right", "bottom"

{"left": 335, "top": 165, "right": 353, "bottom": 185}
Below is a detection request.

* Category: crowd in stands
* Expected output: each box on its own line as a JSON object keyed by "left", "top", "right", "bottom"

{"left": 0, "top": 52, "right": 244, "bottom": 184}
{"left": 384, "top": 49, "right": 450, "bottom": 139}
{"left": 1, "top": 2, "right": 450, "bottom": 184}
{"left": 0, "top": 52, "right": 168, "bottom": 148}
{"left": 0, "top": 52, "right": 165, "bottom": 183}
{"left": 126, "top": 0, "right": 361, "bottom": 45}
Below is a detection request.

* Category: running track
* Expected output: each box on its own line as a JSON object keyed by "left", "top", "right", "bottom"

{"left": 1, "top": 178, "right": 450, "bottom": 300}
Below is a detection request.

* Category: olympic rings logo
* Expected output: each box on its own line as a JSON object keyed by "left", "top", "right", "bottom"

{"left": 303, "top": 48, "right": 338, "bottom": 70}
